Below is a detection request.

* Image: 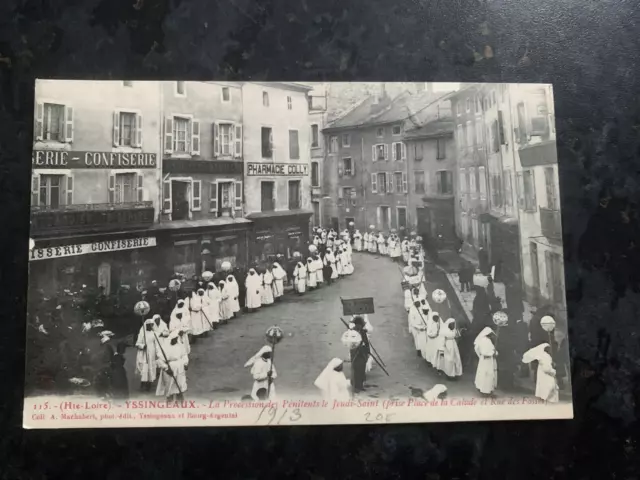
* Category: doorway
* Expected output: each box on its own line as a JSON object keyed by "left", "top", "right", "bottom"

{"left": 397, "top": 207, "right": 407, "bottom": 231}
{"left": 379, "top": 206, "right": 390, "bottom": 231}
{"left": 331, "top": 217, "right": 339, "bottom": 232}
{"left": 345, "top": 217, "right": 355, "bottom": 230}
{"left": 172, "top": 180, "right": 191, "bottom": 221}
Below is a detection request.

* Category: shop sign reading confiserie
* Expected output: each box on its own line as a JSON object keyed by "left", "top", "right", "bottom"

{"left": 29, "top": 236, "right": 157, "bottom": 261}
{"left": 247, "top": 163, "right": 308, "bottom": 176}
{"left": 32, "top": 150, "right": 157, "bottom": 169}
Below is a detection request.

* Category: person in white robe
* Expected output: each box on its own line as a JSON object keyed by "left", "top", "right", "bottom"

{"left": 408, "top": 300, "right": 428, "bottom": 359}
{"left": 135, "top": 318, "right": 160, "bottom": 391}
{"left": 522, "top": 343, "right": 559, "bottom": 403}
{"left": 335, "top": 248, "right": 345, "bottom": 276}
{"left": 261, "top": 267, "right": 275, "bottom": 305}
{"left": 156, "top": 330, "right": 188, "bottom": 401}
{"left": 314, "top": 358, "right": 351, "bottom": 401}
{"left": 435, "top": 318, "right": 463, "bottom": 378}
{"left": 425, "top": 310, "right": 441, "bottom": 366}
{"left": 401, "top": 238, "right": 411, "bottom": 264}
{"left": 345, "top": 240, "right": 353, "bottom": 263}
{"left": 169, "top": 309, "right": 191, "bottom": 357}
{"left": 225, "top": 275, "right": 241, "bottom": 316}
{"left": 354, "top": 230, "right": 363, "bottom": 251}
{"left": 205, "top": 282, "right": 221, "bottom": 326}
{"left": 271, "top": 262, "right": 287, "bottom": 300}
{"left": 306, "top": 257, "right": 318, "bottom": 289}
{"left": 377, "top": 233, "right": 386, "bottom": 255}
{"left": 341, "top": 248, "right": 354, "bottom": 275}
{"left": 313, "top": 255, "right": 324, "bottom": 285}
{"left": 363, "top": 231, "right": 370, "bottom": 252}
{"left": 324, "top": 250, "right": 338, "bottom": 280}
{"left": 190, "top": 288, "right": 212, "bottom": 337}
{"left": 293, "top": 261, "right": 307, "bottom": 293}
{"left": 245, "top": 268, "right": 262, "bottom": 311}
{"left": 244, "top": 345, "right": 277, "bottom": 400}
{"left": 152, "top": 312, "right": 171, "bottom": 340}
{"left": 390, "top": 235, "right": 402, "bottom": 260}
{"left": 474, "top": 327, "right": 498, "bottom": 395}
{"left": 368, "top": 232, "right": 377, "bottom": 253}
{"left": 218, "top": 280, "right": 233, "bottom": 322}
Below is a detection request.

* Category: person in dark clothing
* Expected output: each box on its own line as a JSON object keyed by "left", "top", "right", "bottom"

{"left": 111, "top": 342, "right": 129, "bottom": 399}
{"left": 486, "top": 276, "right": 502, "bottom": 313}
{"left": 459, "top": 260, "right": 474, "bottom": 292}
{"left": 504, "top": 274, "right": 524, "bottom": 323}
{"left": 478, "top": 247, "right": 489, "bottom": 275}
{"left": 350, "top": 316, "right": 371, "bottom": 393}
{"left": 463, "top": 286, "right": 492, "bottom": 370}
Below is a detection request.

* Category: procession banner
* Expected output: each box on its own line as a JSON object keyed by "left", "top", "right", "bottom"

{"left": 24, "top": 80, "right": 573, "bottom": 428}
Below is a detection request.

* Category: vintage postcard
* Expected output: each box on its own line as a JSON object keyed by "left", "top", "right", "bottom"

{"left": 24, "top": 81, "right": 572, "bottom": 428}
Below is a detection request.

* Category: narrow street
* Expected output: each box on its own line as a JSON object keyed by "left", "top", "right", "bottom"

{"left": 125, "top": 252, "right": 487, "bottom": 401}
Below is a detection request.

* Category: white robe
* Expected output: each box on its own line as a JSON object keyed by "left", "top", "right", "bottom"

{"left": 335, "top": 252, "right": 345, "bottom": 275}
{"left": 250, "top": 358, "right": 277, "bottom": 400}
{"left": 315, "top": 370, "right": 350, "bottom": 401}
{"left": 354, "top": 233, "right": 363, "bottom": 251}
{"left": 535, "top": 353, "right": 559, "bottom": 402}
{"left": 226, "top": 277, "right": 241, "bottom": 313}
{"left": 435, "top": 324, "right": 463, "bottom": 377}
{"left": 408, "top": 306, "right": 428, "bottom": 359}
{"left": 261, "top": 271, "right": 275, "bottom": 305}
{"left": 368, "top": 235, "right": 377, "bottom": 253}
{"left": 341, "top": 251, "right": 354, "bottom": 275}
{"left": 205, "top": 288, "right": 221, "bottom": 325}
{"left": 307, "top": 261, "right": 318, "bottom": 288}
{"left": 401, "top": 241, "right": 410, "bottom": 264}
{"left": 390, "top": 238, "right": 402, "bottom": 258}
{"left": 424, "top": 313, "right": 441, "bottom": 365}
{"left": 219, "top": 284, "right": 233, "bottom": 320}
{"left": 169, "top": 309, "right": 191, "bottom": 356}
{"left": 190, "top": 293, "right": 211, "bottom": 335}
{"left": 155, "top": 339, "right": 188, "bottom": 397}
{"left": 135, "top": 324, "right": 160, "bottom": 382}
{"left": 245, "top": 273, "right": 262, "bottom": 309}
{"left": 314, "top": 258, "right": 324, "bottom": 283}
{"left": 293, "top": 263, "right": 307, "bottom": 292}
{"left": 474, "top": 336, "right": 498, "bottom": 394}
{"left": 324, "top": 252, "right": 338, "bottom": 279}
{"left": 377, "top": 235, "right": 386, "bottom": 255}
{"left": 272, "top": 265, "right": 287, "bottom": 298}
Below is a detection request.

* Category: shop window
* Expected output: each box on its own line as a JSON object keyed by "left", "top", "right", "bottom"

{"left": 289, "top": 129, "right": 300, "bottom": 159}
{"left": 436, "top": 171, "right": 453, "bottom": 195}
{"left": 311, "top": 162, "right": 320, "bottom": 187}
{"left": 311, "top": 124, "right": 319, "bottom": 147}
{"left": 261, "top": 127, "right": 273, "bottom": 158}
{"left": 261, "top": 181, "right": 275, "bottom": 212}
{"left": 342, "top": 157, "right": 353, "bottom": 176}
{"left": 414, "top": 170, "right": 426, "bottom": 194}
{"left": 288, "top": 180, "right": 301, "bottom": 210}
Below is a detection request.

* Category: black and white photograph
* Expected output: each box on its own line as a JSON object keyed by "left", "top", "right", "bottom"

{"left": 24, "top": 81, "right": 572, "bottom": 428}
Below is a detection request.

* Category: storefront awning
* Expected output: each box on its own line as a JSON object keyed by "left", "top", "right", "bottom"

{"left": 246, "top": 209, "right": 314, "bottom": 220}
{"left": 151, "top": 217, "right": 253, "bottom": 231}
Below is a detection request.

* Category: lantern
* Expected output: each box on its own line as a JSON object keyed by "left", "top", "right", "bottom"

{"left": 432, "top": 289, "right": 447, "bottom": 304}
{"left": 348, "top": 221, "right": 355, "bottom": 227}
{"left": 265, "top": 325, "right": 284, "bottom": 345}
{"left": 540, "top": 315, "right": 556, "bottom": 332}
{"left": 221, "top": 261, "right": 232, "bottom": 272}
{"left": 492, "top": 311, "right": 509, "bottom": 327}
{"left": 168, "top": 279, "right": 181, "bottom": 292}
{"left": 202, "top": 271, "right": 214, "bottom": 282}
{"left": 369, "top": 224, "right": 375, "bottom": 230}
{"left": 134, "top": 300, "right": 150, "bottom": 317}
{"left": 309, "top": 244, "right": 318, "bottom": 254}
{"left": 293, "top": 251, "right": 301, "bottom": 258}
{"left": 341, "top": 329, "right": 363, "bottom": 349}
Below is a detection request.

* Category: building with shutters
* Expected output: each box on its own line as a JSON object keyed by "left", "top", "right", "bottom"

{"left": 241, "top": 82, "right": 314, "bottom": 264}
{"left": 308, "top": 84, "right": 328, "bottom": 228}
{"left": 29, "top": 80, "right": 162, "bottom": 296}
{"left": 158, "top": 81, "right": 249, "bottom": 278}
{"left": 322, "top": 85, "right": 443, "bottom": 234}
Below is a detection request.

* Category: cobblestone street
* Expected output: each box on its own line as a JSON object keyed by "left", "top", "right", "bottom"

{"left": 126, "top": 252, "right": 487, "bottom": 401}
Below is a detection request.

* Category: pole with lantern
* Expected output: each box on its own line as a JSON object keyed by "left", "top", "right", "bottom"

{"left": 492, "top": 310, "right": 509, "bottom": 341}
{"left": 134, "top": 300, "right": 152, "bottom": 379}
{"left": 540, "top": 315, "right": 556, "bottom": 347}
{"left": 265, "top": 325, "right": 284, "bottom": 397}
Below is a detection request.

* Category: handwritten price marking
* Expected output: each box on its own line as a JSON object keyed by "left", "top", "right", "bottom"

{"left": 364, "top": 412, "right": 395, "bottom": 423}
{"left": 255, "top": 406, "right": 302, "bottom": 425}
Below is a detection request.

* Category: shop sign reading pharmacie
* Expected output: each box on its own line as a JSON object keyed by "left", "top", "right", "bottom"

{"left": 30, "top": 237, "right": 157, "bottom": 261}
{"left": 32, "top": 150, "right": 157, "bottom": 168}
{"left": 247, "top": 163, "right": 308, "bottom": 176}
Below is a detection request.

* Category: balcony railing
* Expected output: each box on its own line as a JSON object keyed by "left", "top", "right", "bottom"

{"left": 30, "top": 201, "right": 155, "bottom": 235}
{"left": 540, "top": 207, "right": 561, "bottom": 239}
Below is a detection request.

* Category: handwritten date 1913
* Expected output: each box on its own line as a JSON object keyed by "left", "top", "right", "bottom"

{"left": 255, "top": 405, "right": 302, "bottom": 425}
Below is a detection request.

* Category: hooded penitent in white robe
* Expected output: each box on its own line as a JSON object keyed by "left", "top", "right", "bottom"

{"left": 306, "top": 259, "right": 318, "bottom": 288}
{"left": 313, "top": 257, "right": 324, "bottom": 284}
{"left": 401, "top": 240, "right": 410, "bottom": 264}
{"left": 173, "top": 299, "right": 191, "bottom": 334}
{"left": 363, "top": 232, "right": 370, "bottom": 251}
{"left": 293, "top": 262, "right": 307, "bottom": 293}
{"left": 190, "top": 289, "right": 212, "bottom": 336}
{"left": 354, "top": 231, "right": 363, "bottom": 251}
{"left": 408, "top": 304, "right": 428, "bottom": 359}
{"left": 271, "top": 263, "right": 287, "bottom": 298}
{"left": 226, "top": 275, "right": 241, "bottom": 313}
{"left": 218, "top": 281, "right": 233, "bottom": 321}
{"left": 377, "top": 234, "right": 387, "bottom": 255}
{"left": 205, "top": 282, "right": 221, "bottom": 325}
{"left": 155, "top": 331, "right": 188, "bottom": 398}
{"left": 474, "top": 327, "right": 498, "bottom": 394}
{"left": 341, "top": 250, "right": 354, "bottom": 275}
{"left": 245, "top": 346, "right": 277, "bottom": 400}
{"left": 245, "top": 269, "right": 262, "bottom": 309}
{"left": 261, "top": 270, "right": 275, "bottom": 305}
{"left": 324, "top": 251, "right": 338, "bottom": 279}
{"left": 434, "top": 319, "right": 463, "bottom": 378}
{"left": 314, "top": 358, "right": 351, "bottom": 401}
{"left": 390, "top": 237, "right": 402, "bottom": 258}
{"left": 424, "top": 310, "right": 441, "bottom": 365}
{"left": 522, "top": 343, "right": 559, "bottom": 403}
{"left": 335, "top": 250, "right": 345, "bottom": 276}
{"left": 368, "top": 234, "right": 377, "bottom": 253}
{"left": 135, "top": 319, "right": 161, "bottom": 383}
{"left": 169, "top": 308, "right": 191, "bottom": 356}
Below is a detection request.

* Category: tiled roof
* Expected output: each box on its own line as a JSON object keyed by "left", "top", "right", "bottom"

{"left": 404, "top": 119, "right": 455, "bottom": 139}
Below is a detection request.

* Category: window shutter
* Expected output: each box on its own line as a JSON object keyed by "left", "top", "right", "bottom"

{"left": 191, "top": 180, "right": 201, "bottom": 211}
{"left": 402, "top": 172, "right": 408, "bottom": 193}
{"left": 229, "top": 123, "right": 235, "bottom": 154}
{"left": 530, "top": 170, "right": 537, "bottom": 210}
{"left": 516, "top": 172, "right": 524, "bottom": 209}
{"left": 136, "top": 113, "right": 143, "bottom": 147}
{"left": 384, "top": 144, "right": 389, "bottom": 161}
{"left": 338, "top": 187, "right": 344, "bottom": 199}
{"left": 392, "top": 143, "right": 397, "bottom": 161}
{"left": 64, "top": 106, "right": 74, "bottom": 143}
{"left": 108, "top": 173, "right": 116, "bottom": 204}
{"left": 235, "top": 181, "right": 243, "bottom": 210}
{"left": 497, "top": 110, "right": 505, "bottom": 144}
{"left": 213, "top": 122, "right": 220, "bottom": 156}
{"left": 163, "top": 180, "right": 172, "bottom": 213}
{"left": 164, "top": 117, "right": 173, "bottom": 153}
{"left": 191, "top": 120, "right": 200, "bottom": 155}
{"left": 209, "top": 182, "right": 218, "bottom": 213}
{"left": 35, "top": 103, "right": 44, "bottom": 141}
{"left": 402, "top": 143, "right": 407, "bottom": 160}
{"left": 372, "top": 145, "right": 376, "bottom": 162}
{"left": 235, "top": 124, "right": 242, "bottom": 157}
{"left": 137, "top": 174, "right": 144, "bottom": 202}
{"left": 66, "top": 175, "right": 74, "bottom": 205}
{"left": 371, "top": 173, "right": 378, "bottom": 193}
{"left": 31, "top": 174, "right": 40, "bottom": 206}
{"left": 388, "top": 172, "right": 394, "bottom": 193}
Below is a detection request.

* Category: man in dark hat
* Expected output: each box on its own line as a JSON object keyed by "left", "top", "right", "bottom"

{"left": 350, "top": 316, "right": 371, "bottom": 393}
